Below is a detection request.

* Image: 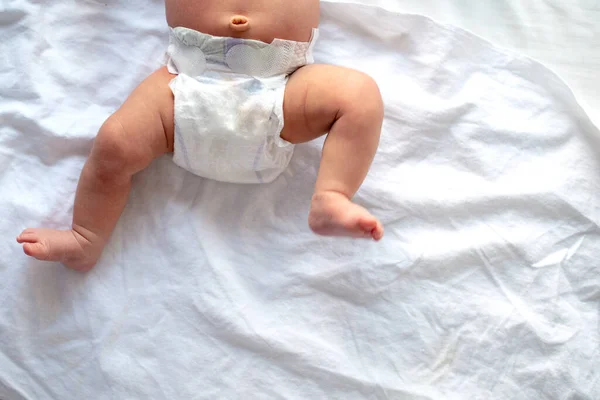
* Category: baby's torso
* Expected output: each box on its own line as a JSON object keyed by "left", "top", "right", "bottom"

{"left": 165, "top": 0, "right": 320, "bottom": 43}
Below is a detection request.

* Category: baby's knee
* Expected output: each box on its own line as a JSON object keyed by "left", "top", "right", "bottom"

{"left": 340, "top": 71, "right": 384, "bottom": 127}
{"left": 91, "top": 117, "right": 148, "bottom": 179}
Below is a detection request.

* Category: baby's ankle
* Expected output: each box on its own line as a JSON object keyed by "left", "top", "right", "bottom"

{"left": 312, "top": 189, "right": 352, "bottom": 203}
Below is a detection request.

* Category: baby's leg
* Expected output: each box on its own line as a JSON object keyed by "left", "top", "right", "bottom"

{"left": 281, "top": 65, "right": 384, "bottom": 240}
{"left": 17, "top": 67, "right": 175, "bottom": 271}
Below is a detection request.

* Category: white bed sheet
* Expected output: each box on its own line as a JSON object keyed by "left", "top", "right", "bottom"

{"left": 339, "top": 0, "right": 600, "bottom": 126}
{"left": 1, "top": 1, "right": 599, "bottom": 399}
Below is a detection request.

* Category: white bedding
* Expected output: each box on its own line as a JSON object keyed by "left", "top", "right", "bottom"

{"left": 338, "top": 0, "right": 600, "bottom": 126}
{"left": 1, "top": 1, "right": 599, "bottom": 399}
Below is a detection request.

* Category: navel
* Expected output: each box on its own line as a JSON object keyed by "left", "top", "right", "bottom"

{"left": 230, "top": 15, "right": 250, "bottom": 32}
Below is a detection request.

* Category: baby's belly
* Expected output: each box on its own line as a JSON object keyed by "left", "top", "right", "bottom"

{"left": 165, "top": 0, "right": 319, "bottom": 43}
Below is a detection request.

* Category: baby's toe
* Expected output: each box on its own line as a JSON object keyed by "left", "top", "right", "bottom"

{"left": 358, "top": 217, "right": 384, "bottom": 241}
{"left": 23, "top": 242, "right": 49, "bottom": 260}
{"left": 17, "top": 230, "right": 38, "bottom": 243}
{"left": 372, "top": 224, "right": 384, "bottom": 241}
{"left": 358, "top": 217, "right": 378, "bottom": 232}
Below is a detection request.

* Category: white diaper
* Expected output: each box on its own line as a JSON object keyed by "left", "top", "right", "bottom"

{"left": 165, "top": 27, "right": 319, "bottom": 184}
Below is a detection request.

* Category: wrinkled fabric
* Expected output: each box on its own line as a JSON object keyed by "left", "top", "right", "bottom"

{"left": 0, "top": 1, "right": 599, "bottom": 399}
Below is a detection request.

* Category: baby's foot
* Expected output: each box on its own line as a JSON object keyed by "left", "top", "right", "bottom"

{"left": 309, "top": 191, "right": 384, "bottom": 241}
{"left": 16, "top": 228, "right": 102, "bottom": 271}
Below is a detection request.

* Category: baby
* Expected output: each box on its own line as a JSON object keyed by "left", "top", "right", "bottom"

{"left": 17, "top": 0, "right": 384, "bottom": 271}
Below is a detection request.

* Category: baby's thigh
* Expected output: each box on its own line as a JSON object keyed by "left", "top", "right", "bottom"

{"left": 110, "top": 67, "right": 176, "bottom": 159}
{"left": 280, "top": 64, "right": 382, "bottom": 144}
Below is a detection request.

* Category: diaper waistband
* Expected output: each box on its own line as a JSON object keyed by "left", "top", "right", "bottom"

{"left": 166, "top": 27, "right": 319, "bottom": 78}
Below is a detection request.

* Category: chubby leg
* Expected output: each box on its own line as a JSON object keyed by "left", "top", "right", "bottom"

{"left": 17, "top": 67, "right": 175, "bottom": 271}
{"left": 281, "top": 65, "right": 384, "bottom": 240}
